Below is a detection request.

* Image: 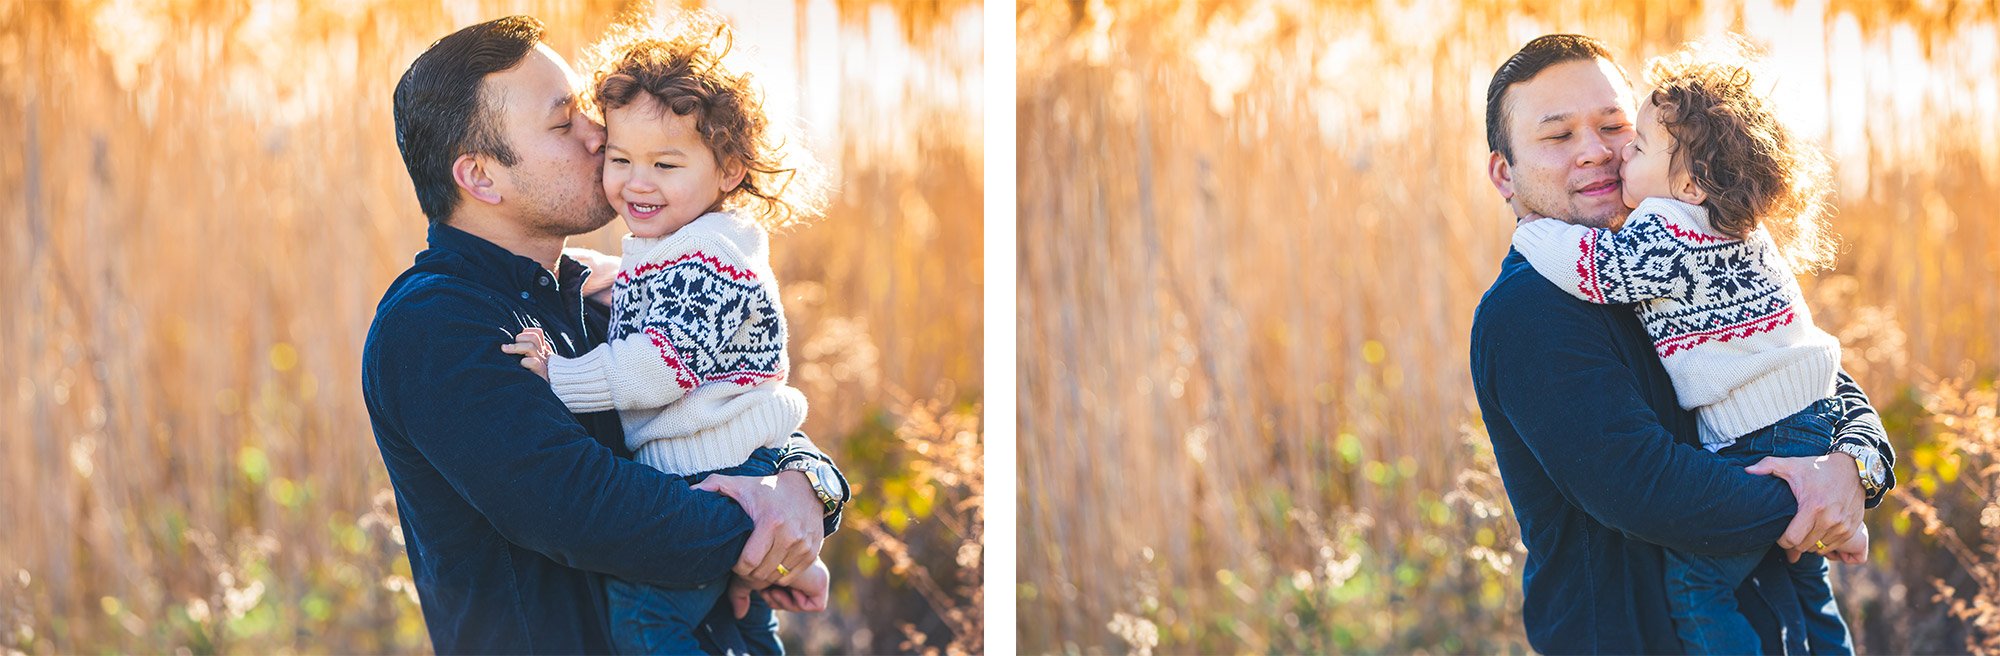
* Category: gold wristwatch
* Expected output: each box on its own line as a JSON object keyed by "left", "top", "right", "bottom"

{"left": 780, "top": 456, "right": 849, "bottom": 517}
{"left": 1834, "top": 442, "right": 1887, "bottom": 497}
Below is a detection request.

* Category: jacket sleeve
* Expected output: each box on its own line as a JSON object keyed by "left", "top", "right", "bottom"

{"left": 1830, "top": 370, "right": 1897, "bottom": 508}
{"left": 1511, "top": 213, "right": 1691, "bottom": 305}
{"left": 372, "top": 284, "right": 753, "bottom": 588}
{"left": 545, "top": 234, "right": 762, "bottom": 412}
{"left": 1475, "top": 277, "right": 1797, "bottom": 554}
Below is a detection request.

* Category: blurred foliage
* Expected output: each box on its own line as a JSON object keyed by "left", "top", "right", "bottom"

{"left": 1019, "top": 0, "right": 1999, "bottom": 653}
{"left": 0, "top": 0, "right": 981, "bottom": 654}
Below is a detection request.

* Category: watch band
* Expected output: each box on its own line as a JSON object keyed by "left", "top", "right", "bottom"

{"left": 780, "top": 455, "right": 850, "bottom": 516}
{"left": 1834, "top": 442, "right": 1885, "bottom": 496}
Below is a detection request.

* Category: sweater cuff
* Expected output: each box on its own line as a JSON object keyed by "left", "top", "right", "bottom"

{"left": 1511, "top": 220, "right": 1594, "bottom": 301}
{"left": 548, "top": 346, "right": 616, "bottom": 413}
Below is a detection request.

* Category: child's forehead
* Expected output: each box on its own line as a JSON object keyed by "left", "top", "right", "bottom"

{"left": 605, "top": 100, "right": 710, "bottom": 147}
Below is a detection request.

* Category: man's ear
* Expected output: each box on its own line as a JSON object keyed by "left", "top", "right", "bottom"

{"left": 1487, "top": 151, "right": 1515, "bottom": 201}
{"left": 453, "top": 153, "right": 504, "bottom": 206}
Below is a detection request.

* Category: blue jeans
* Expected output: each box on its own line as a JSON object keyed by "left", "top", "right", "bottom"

{"left": 1665, "top": 398, "right": 1853, "bottom": 655}
{"left": 607, "top": 447, "right": 785, "bottom": 656}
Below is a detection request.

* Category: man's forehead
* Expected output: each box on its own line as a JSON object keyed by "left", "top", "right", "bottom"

{"left": 1509, "top": 58, "right": 1634, "bottom": 123}
{"left": 488, "top": 44, "right": 580, "bottom": 115}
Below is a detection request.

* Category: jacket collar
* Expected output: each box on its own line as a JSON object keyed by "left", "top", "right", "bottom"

{"left": 422, "top": 222, "right": 592, "bottom": 296}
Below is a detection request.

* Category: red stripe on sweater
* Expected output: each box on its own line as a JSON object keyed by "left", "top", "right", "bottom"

{"left": 1654, "top": 307, "right": 1796, "bottom": 358}
{"left": 1576, "top": 234, "right": 1606, "bottom": 303}
{"left": 617, "top": 250, "right": 761, "bottom": 285}
{"left": 644, "top": 328, "right": 700, "bottom": 391}
{"left": 1664, "top": 220, "right": 1728, "bottom": 245}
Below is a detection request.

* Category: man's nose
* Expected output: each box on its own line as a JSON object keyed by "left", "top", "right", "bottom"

{"left": 580, "top": 114, "right": 606, "bottom": 154}
{"left": 1576, "top": 129, "right": 1615, "bottom": 167}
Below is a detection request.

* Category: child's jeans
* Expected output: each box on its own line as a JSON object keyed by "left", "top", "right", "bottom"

{"left": 606, "top": 446, "right": 785, "bottom": 656}
{"left": 1665, "top": 397, "right": 1853, "bottom": 655}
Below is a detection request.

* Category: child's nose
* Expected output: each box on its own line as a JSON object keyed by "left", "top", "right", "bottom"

{"left": 624, "top": 172, "right": 658, "bottom": 192}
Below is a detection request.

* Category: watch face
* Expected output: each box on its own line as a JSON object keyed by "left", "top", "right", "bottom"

{"left": 816, "top": 462, "right": 848, "bottom": 500}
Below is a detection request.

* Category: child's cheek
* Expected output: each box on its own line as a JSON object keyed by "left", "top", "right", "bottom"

{"left": 602, "top": 170, "right": 622, "bottom": 206}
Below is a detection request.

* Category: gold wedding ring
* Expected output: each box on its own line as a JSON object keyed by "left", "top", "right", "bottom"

{"left": 1814, "top": 540, "right": 1828, "bottom": 553}
{"left": 776, "top": 564, "right": 791, "bottom": 577}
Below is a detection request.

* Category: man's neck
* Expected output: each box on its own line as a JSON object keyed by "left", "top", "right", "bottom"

{"left": 447, "top": 211, "right": 565, "bottom": 272}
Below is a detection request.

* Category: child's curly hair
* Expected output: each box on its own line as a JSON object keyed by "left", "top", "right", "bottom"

{"left": 582, "top": 11, "right": 827, "bottom": 230}
{"left": 1645, "top": 37, "right": 1837, "bottom": 271}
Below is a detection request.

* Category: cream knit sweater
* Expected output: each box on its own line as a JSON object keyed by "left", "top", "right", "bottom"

{"left": 547, "top": 211, "right": 805, "bottom": 476}
{"left": 1511, "top": 197, "right": 1841, "bottom": 448}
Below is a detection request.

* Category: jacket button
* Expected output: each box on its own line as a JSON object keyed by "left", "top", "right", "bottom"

{"left": 519, "top": 291, "right": 530, "bottom": 299}
{"left": 539, "top": 277, "right": 550, "bottom": 286}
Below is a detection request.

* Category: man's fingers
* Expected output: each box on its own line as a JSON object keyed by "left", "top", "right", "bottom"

{"left": 749, "top": 525, "right": 803, "bottom": 584}
{"left": 748, "top": 536, "right": 792, "bottom": 584}
{"left": 763, "top": 588, "right": 802, "bottom": 612}
{"left": 737, "top": 525, "right": 777, "bottom": 580}
{"left": 1777, "top": 511, "right": 1812, "bottom": 550}
{"left": 694, "top": 475, "right": 744, "bottom": 496}
{"left": 729, "top": 581, "right": 753, "bottom": 619}
{"left": 1744, "top": 456, "right": 1780, "bottom": 476}
{"left": 1821, "top": 521, "right": 1854, "bottom": 550}
{"left": 757, "top": 588, "right": 785, "bottom": 612}
{"left": 776, "top": 542, "right": 813, "bottom": 588}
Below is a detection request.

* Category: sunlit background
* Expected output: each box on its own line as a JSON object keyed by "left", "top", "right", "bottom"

{"left": 1020, "top": 0, "right": 1998, "bottom": 653}
{"left": 0, "top": 0, "right": 981, "bottom": 653}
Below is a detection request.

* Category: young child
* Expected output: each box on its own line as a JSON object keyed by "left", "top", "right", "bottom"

{"left": 1511, "top": 41, "right": 1862, "bottom": 654}
{"left": 506, "top": 14, "right": 829, "bottom": 656}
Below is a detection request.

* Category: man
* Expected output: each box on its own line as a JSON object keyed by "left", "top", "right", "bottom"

{"left": 363, "top": 16, "right": 850, "bottom": 654}
{"left": 1469, "top": 35, "right": 1896, "bottom": 653}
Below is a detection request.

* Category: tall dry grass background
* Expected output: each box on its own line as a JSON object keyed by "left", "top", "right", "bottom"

{"left": 0, "top": 0, "right": 981, "bottom": 653}
{"left": 1020, "top": 0, "right": 2000, "bottom": 652}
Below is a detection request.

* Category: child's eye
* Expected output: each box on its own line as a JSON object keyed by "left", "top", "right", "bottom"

{"left": 654, "top": 162, "right": 678, "bottom": 170}
{"left": 1546, "top": 132, "right": 1571, "bottom": 141}
{"left": 609, "top": 157, "right": 629, "bottom": 165}
{"left": 1603, "top": 123, "right": 1629, "bottom": 132}
{"left": 554, "top": 122, "right": 572, "bottom": 131}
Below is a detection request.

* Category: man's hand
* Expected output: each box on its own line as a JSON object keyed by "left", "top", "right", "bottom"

{"left": 1828, "top": 524, "right": 1869, "bottom": 565}
{"left": 760, "top": 559, "right": 830, "bottom": 613}
{"left": 562, "top": 247, "right": 621, "bottom": 306}
{"left": 501, "top": 328, "right": 552, "bottom": 380}
{"left": 692, "top": 471, "right": 825, "bottom": 588}
{"left": 1747, "top": 453, "right": 1864, "bottom": 563}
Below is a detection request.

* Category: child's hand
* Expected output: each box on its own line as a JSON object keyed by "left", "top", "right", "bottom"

{"left": 562, "top": 246, "right": 621, "bottom": 306}
{"left": 758, "top": 559, "right": 829, "bottom": 614}
{"left": 1829, "top": 524, "right": 1869, "bottom": 565}
{"left": 501, "top": 328, "right": 552, "bottom": 381}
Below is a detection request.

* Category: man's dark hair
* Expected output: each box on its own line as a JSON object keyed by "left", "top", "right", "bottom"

{"left": 393, "top": 16, "right": 545, "bottom": 224}
{"left": 1484, "top": 34, "right": 1617, "bottom": 163}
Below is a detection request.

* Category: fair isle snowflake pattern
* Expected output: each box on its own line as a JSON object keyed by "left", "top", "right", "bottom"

{"left": 612, "top": 251, "right": 787, "bottom": 391}
{"left": 1571, "top": 214, "right": 1800, "bottom": 359}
